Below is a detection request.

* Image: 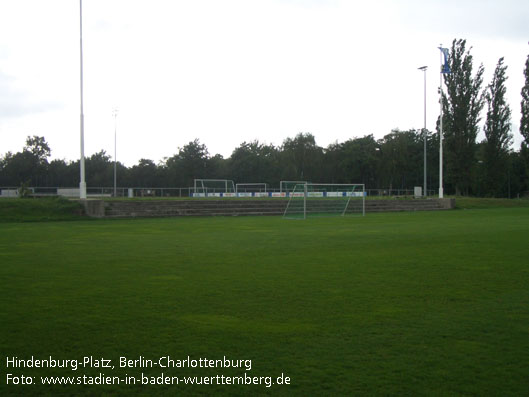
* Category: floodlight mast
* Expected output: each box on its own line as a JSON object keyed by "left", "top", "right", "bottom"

{"left": 79, "top": 0, "right": 86, "bottom": 199}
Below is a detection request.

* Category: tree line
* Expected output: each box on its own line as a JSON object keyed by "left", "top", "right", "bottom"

{"left": 1, "top": 39, "right": 529, "bottom": 197}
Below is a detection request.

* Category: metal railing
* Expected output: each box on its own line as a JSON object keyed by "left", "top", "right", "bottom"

{"left": 0, "top": 186, "right": 195, "bottom": 198}
{"left": 1, "top": 186, "right": 439, "bottom": 198}
{"left": 364, "top": 189, "right": 438, "bottom": 197}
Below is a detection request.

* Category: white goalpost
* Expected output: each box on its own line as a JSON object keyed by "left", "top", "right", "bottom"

{"left": 279, "top": 181, "right": 308, "bottom": 194}
{"left": 283, "top": 183, "right": 365, "bottom": 219}
{"left": 193, "top": 179, "right": 235, "bottom": 195}
{"left": 235, "top": 183, "right": 268, "bottom": 193}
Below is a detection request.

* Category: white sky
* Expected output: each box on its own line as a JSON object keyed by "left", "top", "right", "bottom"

{"left": 1, "top": 0, "right": 528, "bottom": 166}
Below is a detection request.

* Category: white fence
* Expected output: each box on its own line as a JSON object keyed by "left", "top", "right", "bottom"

{"left": 0, "top": 186, "right": 439, "bottom": 198}
{"left": 0, "top": 187, "right": 195, "bottom": 198}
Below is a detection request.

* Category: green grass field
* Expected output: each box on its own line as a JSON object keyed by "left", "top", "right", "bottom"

{"left": 1, "top": 204, "right": 529, "bottom": 395}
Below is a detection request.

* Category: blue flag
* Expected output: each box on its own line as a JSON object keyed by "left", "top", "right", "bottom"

{"left": 439, "top": 47, "right": 451, "bottom": 74}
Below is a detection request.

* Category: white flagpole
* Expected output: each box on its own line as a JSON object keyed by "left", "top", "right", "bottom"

{"left": 113, "top": 107, "right": 118, "bottom": 197}
{"left": 418, "top": 66, "right": 428, "bottom": 197}
{"left": 424, "top": 67, "right": 427, "bottom": 197}
{"left": 79, "top": 0, "right": 87, "bottom": 199}
{"left": 439, "top": 45, "right": 444, "bottom": 199}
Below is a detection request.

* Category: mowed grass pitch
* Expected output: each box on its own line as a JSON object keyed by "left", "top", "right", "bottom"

{"left": 1, "top": 208, "right": 529, "bottom": 396}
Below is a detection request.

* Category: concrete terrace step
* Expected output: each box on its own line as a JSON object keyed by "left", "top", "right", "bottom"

{"left": 102, "top": 200, "right": 287, "bottom": 218}
{"left": 83, "top": 198, "right": 454, "bottom": 218}
{"left": 104, "top": 208, "right": 286, "bottom": 217}
{"left": 103, "top": 200, "right": 286, "bottom": 215}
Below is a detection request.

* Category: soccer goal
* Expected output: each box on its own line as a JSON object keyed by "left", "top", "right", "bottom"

{"left": 279, "top": 180, "right": 308, "bottom": 194}
{"left": 235, "top": 183, "right": 268, "bottom": 193}
{"left": 193, "top": 179, "right": 235, "bottom": 195}
{"left": 283, "top": 183, "right": 365, "bottom": 219}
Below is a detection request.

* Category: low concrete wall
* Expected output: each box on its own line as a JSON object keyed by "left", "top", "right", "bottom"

{"left": 82, "top": 199, "right": 105, "bottom": 218}
{"left": 82, "top": 198, "right": 455, "bottom": 218}
{"left": 366, "top": 198, "right": 455, "bottom": 212}
{"left": 439, "top": 198, "right": 456, "bottom": 209}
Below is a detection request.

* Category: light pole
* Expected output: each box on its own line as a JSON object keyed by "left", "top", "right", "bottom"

{"left": 79, "top": 0, "right": 86, "bottom": 199}
{"left": 113, "top": 107, "right": 118, "bottom": 197}
{"left": 418, "top": 66, "right": 427, "bottom": 197}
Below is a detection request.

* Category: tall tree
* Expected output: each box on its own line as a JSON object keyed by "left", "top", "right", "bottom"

{"left": 228, "top": 141, "right": 279, "bottom": 185}
{"left": 166, "top": 139, "right": 210, "bottom": 187}
{"left": 85, "top": 150, "right": 113, "bottom": 186}
{"left": 521, "top": 53, "right": 529, "bottom": 145}
{"left": 280, "top": 133, "right": 323, "bottom": 181}
{"left": 441, "top": 39, "right": 485, "bottom": 195}
{"left": 48, "top": 159, "right": 78, "bottom": 187}
{"left": 483, "top": 57, "right": 512, "bottom": 197}
{"left": 520, "top": 53, "right": 529, "bottom": 193}
{"left": 321, "top": 142, "right": 343, "bottom": 184}
{"left": 338, "top": 135, "right": 380, "bottom": 187}
{"left": 24, "top": 136, "right": 51, "bottom": 164}
{"left": 378, "top": 130, "right": 423, "bottom": 191}
{"left": 130, "top": 159, "right": 158, "bottom": 187}
{"left": 1, "top": 136, "right": 53, "bottom": 186}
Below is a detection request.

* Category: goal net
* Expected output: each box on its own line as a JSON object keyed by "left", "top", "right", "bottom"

{"left": 235, "top": 183, "right": 268, "bottom": 193}
{"left": 193, "top": 179, "right": 235, "bottom": 195}
{"left": 280, "top": 180, "right": 308, "bottom": 194}
{"left": 283, "top": 183, "right": 365, "bottom": 219}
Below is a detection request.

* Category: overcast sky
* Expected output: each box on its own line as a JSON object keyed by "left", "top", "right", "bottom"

{"left": 1, "top": 0, "right": 528, "bottom": 166}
